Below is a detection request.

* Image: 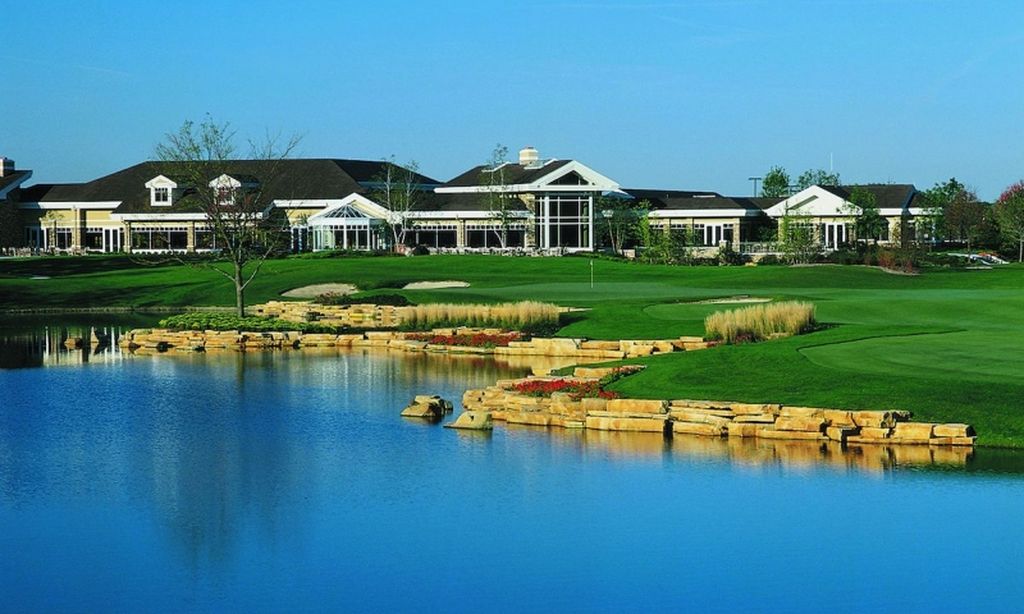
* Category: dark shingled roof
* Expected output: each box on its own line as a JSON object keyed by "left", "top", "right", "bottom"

{"left": 415, "top": 192, "right": 529, "bottom": 213}
{"left": 443, "top": 159, "right": 573, "bottom": 187}
{"left": 821, "top": 184, "right": 918, "bottom": 210}
{"left": 18, "top": 159, "right": 440, "bottom": 214}
{"left": 625, "top": 188, "right": 781, "bottom": 212}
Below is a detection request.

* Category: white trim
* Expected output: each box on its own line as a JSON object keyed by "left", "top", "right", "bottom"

{"left": 435, "top": 160, "right": 620, "bottom": 194}
{"left": 307, "top": 193, "right": 392, "bottom": 223}
{"left": 113, "top": 213, "right": 209, "bottom": 221}
{"left": 648, "top": 209, "right": 761, "bottom": 219}
{"left": 144, "top": 175, "right": 179, "bottom": 189}
{"left": 208, "top": 174, "right": 243, "bottom": 189}
{"left": 404, "top": 210, "right": 531, "bottom": 220}
{"left": 765, "top": 186, "right": 851, "bottom": 218}
{"left": 273, "top": 198, "right": 348, "bottom": 208}
{"left": 18, "top": 201, "right": 120, "bottom": 210}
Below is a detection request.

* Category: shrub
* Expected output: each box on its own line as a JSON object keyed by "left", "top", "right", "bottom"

{"left": 316, "top": 292, "right": 412, "bottom": 306}
{"left": 400, "top": 301, "right": 561, "bottom": 333}
{"left": 409, "top": 245, "right": 430, "bottom": 256}
{"left": 406, "top": 332, "right": 522, "bottom": 348}
{"left": 717, "top": 244, "right": 745, "bottom": 266}
{"left": 704, "top": 301, "right": 816, "bottom": 344}
{"left": 512, "top": 379, "right": 619, "bottom": 400}
{"left": 159, "top": 313, "right": 339, "bottom": 333}
{"left": 756, "top": 254, "right": 782, "bottom": 266}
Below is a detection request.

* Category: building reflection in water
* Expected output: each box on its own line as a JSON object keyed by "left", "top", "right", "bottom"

{"left": 0, "top": 323, "right": 128, "bottom": 368}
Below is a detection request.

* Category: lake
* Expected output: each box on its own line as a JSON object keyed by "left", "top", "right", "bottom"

{"left": 1, "top": 319, "right": 1022, "bottom": 612}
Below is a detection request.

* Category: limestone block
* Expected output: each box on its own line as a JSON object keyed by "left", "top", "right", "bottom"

{"left": 729, "top": 402, "right": 781, "bottom": 416}
{"left": 671, "top": 399, "right": 731, "bottom": 411}
{"left": 652, "top": 341, "right": 676, "bottom": 353}
{"left": 446, "top": 411, "right": 493, "bottom": 430}
{"left": 893, "top": 422, "right": 936, "bottom": 441}
{"left": 822, "top": 410, "right": 856, "bottom": 427}
{"left": 669, "top": 411, "right": 732, "bottom": 427}
{"left": 852, "top": 411, "right": 896, "bottom": 429}
{"left": 933, "top": 423, "right": 974, "bottom": 438}
{"left": 585, "top": 416, "right": 667, "bottom": 433}
{"left": 857, "top": 427, "right": 892, "bottom": 439}
{"left": 672, "top": 422, "right": 725, "bottom": 437}
{"left": 669, "top": 406, "right": 735, "bottom": 418}
{"left": 505, "top": 412, "right": 552, "bottom": 427}
{"left": 757, "top": 429, "right": 828, "bottom": 441}
{"left": 550, "top": 417, "right": 585, "bottom": 429}
{"left": 580, "top": 397, "right": 608, "bottom": 413}
{"left": 775, "top": 416, "right": 826, "bottom": 432}
{"left": 951, "top": 436, "right": 977, "bottom": 447}
{"left": 780, "top": 406, "right": 824, "bottom": 418}
{"left": 732, "top": 414, "right": 776, "bottom": 424}
{"left": 677, "top": 336, "right": 705, "bottom": 343}
{"left": 579, "top": 341, "right": 621, "bottom": 351}
{"left": 605, "top": 399, "right": 668, "bottom": 415}
{"left": 727, "top": 423, "right": 767, "bottom": 438}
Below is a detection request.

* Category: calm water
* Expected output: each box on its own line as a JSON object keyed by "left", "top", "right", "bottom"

{"left": 1, "top": 320, "right": 1023, "bottom": 612}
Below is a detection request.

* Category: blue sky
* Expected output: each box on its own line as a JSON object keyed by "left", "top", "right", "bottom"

{"left": 4, "top": 0, "right": 1023, "bottom": 199}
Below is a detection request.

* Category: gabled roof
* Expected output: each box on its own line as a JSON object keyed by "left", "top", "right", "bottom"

{"left": 414, "top": 192, "right": 529, "bottom": 213}
{"left": 443, "top": 159, "right": 573, "bottom": 187}
{"left": 820, "top": 184, "right": 917, "bottom": 211}
{"left": 626, "top": 188, "right": 782, "bottom": 214}
{"left": 17, "top": 159, "right": 441, "bottom": 214}
{"left": 0, "top": 170, "right": 32, "bottom": 197}
{"left": 764, "top": 183, "right": 920, "bottom": 218}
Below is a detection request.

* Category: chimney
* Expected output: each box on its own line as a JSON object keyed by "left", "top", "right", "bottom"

{"left": 0, "top": 158, "right": 14, "bottom": 177}
{"left": 518, "top": 146, "right": 539, "bottom": 167}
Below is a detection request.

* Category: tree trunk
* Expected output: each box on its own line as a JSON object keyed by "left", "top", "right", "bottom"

{"left": 234, "top": 264, "right": 245, "bottom": 317}
{"left": 1018, "top": 239, "right": 1022, "bottom": 262}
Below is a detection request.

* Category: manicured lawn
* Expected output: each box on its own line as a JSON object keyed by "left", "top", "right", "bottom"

{"left": 1, "top": 254, "right": 1022, "bottom": 446}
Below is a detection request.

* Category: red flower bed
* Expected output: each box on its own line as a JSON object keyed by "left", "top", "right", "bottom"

{"left": 513, "top": 379, "right": 620, "bottom": 400}
{"left": 406, "top": 332, "right": 522, "bottom": 348}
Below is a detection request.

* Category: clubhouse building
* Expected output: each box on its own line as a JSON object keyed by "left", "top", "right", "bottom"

{"left": 0, "top": 148, "right": 929, "bottom": 255}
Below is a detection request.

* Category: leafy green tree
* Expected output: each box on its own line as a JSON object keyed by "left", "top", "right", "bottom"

{"left": 795, "top": 169, "right": 840, "bottom": 191}
{"left": 921, "top": 177, "right": 968, "bottom": 243}
{"left": 595, "top": 195, "right": 645, "bottom": 254}
{"left": 942, "top": 187, "right": 985, "bottom": 251}
{"left": 847, "top": 187, "right": 886, "bottom": 244}
{"left": 761, "top": 166, "right": 790, "bottom": 197}
{"left": 995, "top": 181, "right": 1024, "bottom": 261}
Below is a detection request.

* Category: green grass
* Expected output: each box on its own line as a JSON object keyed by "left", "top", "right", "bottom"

{"left": 2, "top": 254, "right": 1022, "bottom": 446}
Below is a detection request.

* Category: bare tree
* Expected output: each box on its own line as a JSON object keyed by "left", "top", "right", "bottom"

{"left": 480, "top": 144, "right": 517, "bottom": 248}
{"left": 155, "top": 117, "right": 300, "bottom": 316}
{"left": 371, "top": 156, "right": 423, "bottom": 251}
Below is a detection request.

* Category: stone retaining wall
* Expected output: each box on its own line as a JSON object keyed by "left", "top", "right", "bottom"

{"left": 459, "top": 368, "right": 976, "bottom": 447}
{"left": 118, "top": 327, "right": 713, "bottom": 359}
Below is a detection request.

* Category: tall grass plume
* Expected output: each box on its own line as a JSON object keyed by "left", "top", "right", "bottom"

{"left": 401, "top": 301, "right": 561, "bottom": 333}
{"left": 705, "top": 301, "right": 816, "bottom": 344}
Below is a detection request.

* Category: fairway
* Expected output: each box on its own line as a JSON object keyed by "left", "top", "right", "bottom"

{"left": 1, "top": 255, "right": 1022, "bottom": 446}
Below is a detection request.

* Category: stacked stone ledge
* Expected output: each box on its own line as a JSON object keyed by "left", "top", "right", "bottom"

{"left": 457, "top": 370, "right": 976, "bottom": 447}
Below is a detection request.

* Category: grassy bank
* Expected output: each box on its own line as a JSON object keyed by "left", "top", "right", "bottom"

{"left": 2, "top": 254, "right": 1022, "bottom": 446}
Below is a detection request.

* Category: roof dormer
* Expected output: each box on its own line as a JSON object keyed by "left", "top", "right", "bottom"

{"left": 145, "top": 175, "right": 179, "bottom": 207}
{"left": 208, "top": 174, "right": 258, "bottom": 206}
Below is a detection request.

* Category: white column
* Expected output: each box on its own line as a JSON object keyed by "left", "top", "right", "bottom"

{"left": 587, "top": 194, "right": 594, "bottom": 250}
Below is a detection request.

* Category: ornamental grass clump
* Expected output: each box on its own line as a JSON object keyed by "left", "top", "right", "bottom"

{"left": 704, "top": 301, "right": 816, "bottom": 344}
{"left": 401, "top": 301, "right": 560, "bottom": 333}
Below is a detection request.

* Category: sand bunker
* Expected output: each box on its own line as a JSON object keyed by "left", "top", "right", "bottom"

{"left": 693, "top": 296, "right": 771, "bottom": 305}
{"left": 402, "top": 281, "right": 470, "bottom": 290}
{"left": 281, "top": 283, "right": 358, "bottom": 298}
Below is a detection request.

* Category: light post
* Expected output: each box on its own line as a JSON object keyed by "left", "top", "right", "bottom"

{"left": 602, "top": 208, "right": 614, "bottom": 253}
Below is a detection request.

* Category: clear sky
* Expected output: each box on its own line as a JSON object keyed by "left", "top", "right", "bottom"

{"left": 4, "top": 0, "right": 1023, "bottom": 199}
